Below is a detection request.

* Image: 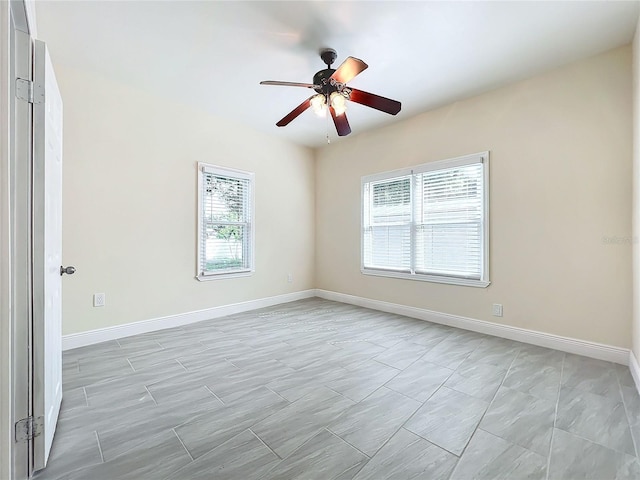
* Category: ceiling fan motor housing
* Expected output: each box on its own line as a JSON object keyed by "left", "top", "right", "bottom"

{"left": 313, "top": 69, "right": 338, "bottom": 94}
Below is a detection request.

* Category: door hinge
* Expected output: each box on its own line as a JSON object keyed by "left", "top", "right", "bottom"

{"left": 15, "top": 78, "right": 44, "bottom": 104}
{"left": 15, "top": 416, "right": 43, "bottom": 442}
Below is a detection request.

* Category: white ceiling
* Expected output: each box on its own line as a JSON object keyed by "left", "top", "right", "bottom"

{"left": 34, "top": 1, "right": 639, "bottom": 148}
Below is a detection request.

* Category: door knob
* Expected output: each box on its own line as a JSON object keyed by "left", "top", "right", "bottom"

{"left": 60, "top": 266, "right": 76, "bottom": 276}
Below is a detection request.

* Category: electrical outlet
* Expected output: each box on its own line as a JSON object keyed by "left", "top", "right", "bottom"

{"left": 492, "top": 303, "right": 503, "bottom": 317}
{"left": 93, "top": 293, "right": 105, "bottom": 307}
{"left": 287, "top": 273, "right": 293, "bottom": 283}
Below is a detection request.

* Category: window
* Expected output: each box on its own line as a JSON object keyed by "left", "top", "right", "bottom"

{"left": 197, "top": 163, "right": 254, "bottom": 280}
{"left": 362, "top": 152, "right": 489, "bottom": 287}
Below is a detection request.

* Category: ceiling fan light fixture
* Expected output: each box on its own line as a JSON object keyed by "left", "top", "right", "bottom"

{"left": 330, "top": 91, "right": 347, "bottom": 116}
{"left": 311, "top": 93, "right": 327, "bottom": 117}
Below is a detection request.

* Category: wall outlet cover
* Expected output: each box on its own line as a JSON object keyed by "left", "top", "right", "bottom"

{"left": 94, "top": 293, "right": 105, "bottom": 307}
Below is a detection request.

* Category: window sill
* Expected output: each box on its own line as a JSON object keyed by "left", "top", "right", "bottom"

{"left": 361, "top": 268, "right": 490, "bottom": 288}
{"left": 196, "top": 269, "right": 254, "bottom": 281}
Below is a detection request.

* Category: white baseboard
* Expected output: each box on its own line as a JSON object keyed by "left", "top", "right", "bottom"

{"left": 315, "top": 289, "right": 630, "bottom": 365}
{"left": 62, "top": 290, "right": 316, "bottom": 350}
{"left": 630, "top": 351, "right": 640, "bottom": 395}
{"left": 64, "top": 287, "right": 632, "bottom": 369}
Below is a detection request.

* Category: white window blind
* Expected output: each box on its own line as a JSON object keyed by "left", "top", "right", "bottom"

{"left": 197, "top": 163, "right": 254, "bottom": 280}
{"left": 363, "top": 176, "right": 412, "bottom": 272}
{"left": 362, "top": 152, "right": 489, "bottom": 287}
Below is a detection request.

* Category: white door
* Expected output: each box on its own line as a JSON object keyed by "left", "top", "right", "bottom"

{"left": 32, "top": 39, "right": 64, "bottom": 471}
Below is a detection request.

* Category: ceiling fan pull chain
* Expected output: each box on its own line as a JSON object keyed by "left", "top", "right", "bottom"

{"left": 326, "top": 107, "right": 331, "bottom": 144}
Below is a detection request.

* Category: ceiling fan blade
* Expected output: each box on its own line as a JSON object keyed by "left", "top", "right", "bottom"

{"left": 260, "top": 81, "right": 318, "bottom": 89}
{"left": 276, "top": 96, "right": 314, "bottom": 127}
{"left": 348, "top": 88, "right": 401, "bottom": 115}
{"left": 330, "top": 107, "right": 351, "bottom": 137}
{"left": 330, "top": 57, "right": 368, "bottom": 84}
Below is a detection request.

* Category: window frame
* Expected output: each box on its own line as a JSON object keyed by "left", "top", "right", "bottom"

{"left": 361, "top": 152, "right": 490, "bottom": 288}
{"left": 196, "top": 162, "right": 255, "bottom": 281}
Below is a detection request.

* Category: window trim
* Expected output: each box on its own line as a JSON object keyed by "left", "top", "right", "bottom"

{"left": 196, "top": 162, "right": 255, "bottom": 281}
{"left": 361, "top": 152, "right": 490, "bottom": 288}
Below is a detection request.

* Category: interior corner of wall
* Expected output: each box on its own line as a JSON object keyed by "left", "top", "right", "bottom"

{"left": 630, "top": 349, "right": 640, "bottom": 395}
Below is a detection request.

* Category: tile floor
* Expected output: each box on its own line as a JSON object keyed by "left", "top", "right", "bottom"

{"left": 35, "top": 298, "right": 640, "bottom": 480}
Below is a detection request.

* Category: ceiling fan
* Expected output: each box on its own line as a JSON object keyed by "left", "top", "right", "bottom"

{"left": 260, "top": 48, "right": 401, "bottom": 137}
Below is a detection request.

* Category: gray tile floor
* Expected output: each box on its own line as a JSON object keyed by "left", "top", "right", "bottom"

{"left": 35, "top": 298, "right": 640, "bottom": 480}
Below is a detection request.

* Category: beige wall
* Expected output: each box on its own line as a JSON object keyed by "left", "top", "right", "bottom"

{"left": 316, "top": 46, "right": 632, "bottom": 348}
{"left": 633, "top": 20, "right": 640, "bottom": 362}
{"left": 59, "top": 67, "right": 315, "bottom": 335}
